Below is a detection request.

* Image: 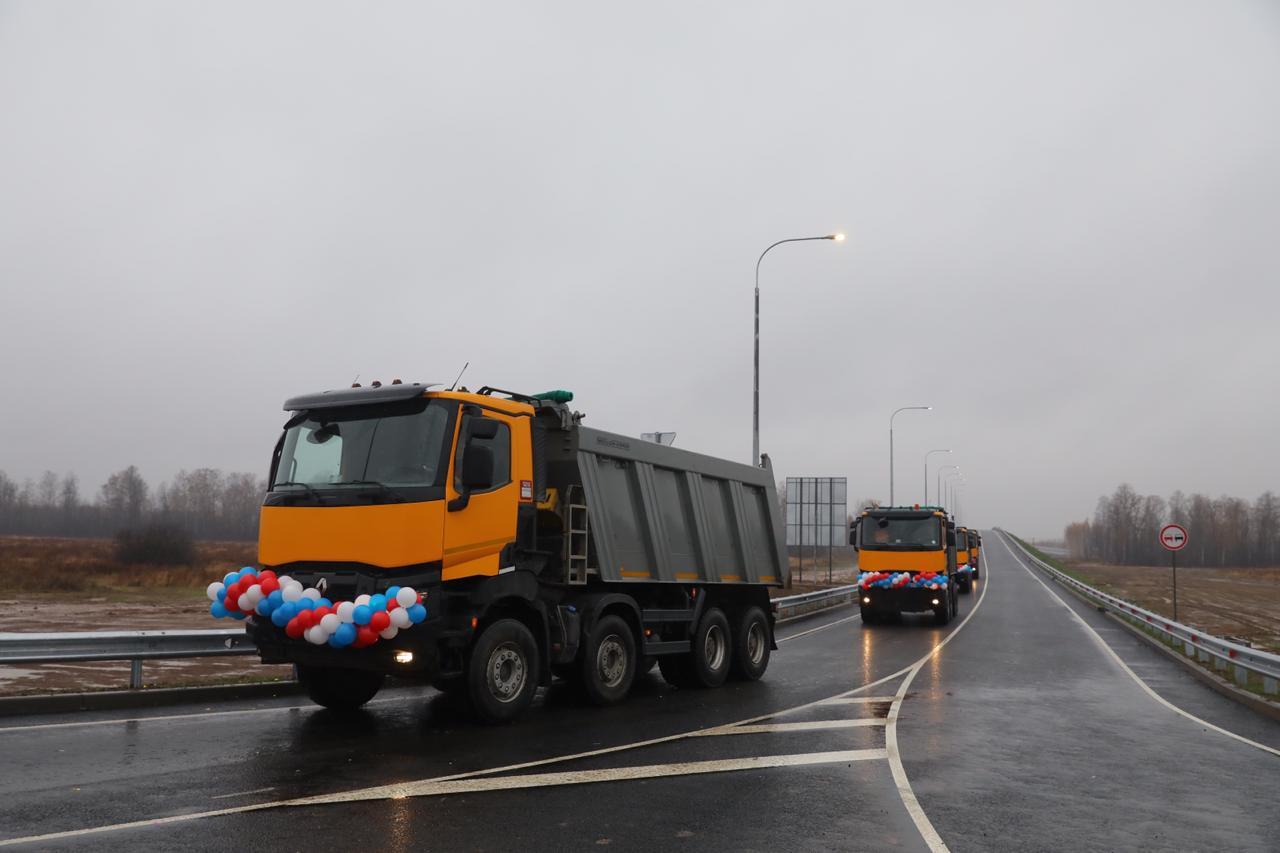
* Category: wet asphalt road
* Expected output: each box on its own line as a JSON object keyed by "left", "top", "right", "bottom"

{"left": 0, "top": 531, "right": 1277, "bottom": 851}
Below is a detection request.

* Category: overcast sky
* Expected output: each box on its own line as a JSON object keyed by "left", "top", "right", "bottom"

{"left": 2, "top": 1, "right": 1278, "bottom": 539}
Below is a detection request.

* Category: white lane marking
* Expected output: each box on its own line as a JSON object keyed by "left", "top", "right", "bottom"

{"left": 694, "top": 719, "right": 887, "bottom": 736}
{"left": 210, "top": 787, "right": 276, "bottom": 800}
{"left": 0, "top": 751, "right": 889, "bottom": 847}
{"left": 0, "top": 695, "right": 409, "bottom": 734}
{"left": 884, "top": 533, "right": 994, "bottom": 853}
{"left": 997, "top": 532, "right": 1280, "bottom": 760}
{"left": 291, "top": 750, "right": 888, "bottom": 805}
{"left": 777, "top": 612, "right": 861, "bottom": 644}
{"left": 821, "top": 696, "right": 896, "bottom": 705}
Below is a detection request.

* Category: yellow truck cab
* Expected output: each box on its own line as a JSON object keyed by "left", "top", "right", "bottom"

{"left": 954, "top": 526, "right": 975, "bottom": 593}
{"left": 850, "top": 506, "right": 959, "bottom": 625}
{"left": 243, "top": 382, "right": 788, "bottom": 722}
{"left": 969, "top": 531, "right": 982, "bottom": 579}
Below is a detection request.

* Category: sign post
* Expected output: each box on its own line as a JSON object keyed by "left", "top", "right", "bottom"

{"left": 1159, "top": 523, "right": 1188, "bottom": 622}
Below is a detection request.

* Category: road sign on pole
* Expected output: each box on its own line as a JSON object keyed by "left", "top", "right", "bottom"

{"left": 1159, "top": 524, "right": 1188, "bottom": 621}
{"left": 1159, "top": 524, "right": 1188, "bottom": 551}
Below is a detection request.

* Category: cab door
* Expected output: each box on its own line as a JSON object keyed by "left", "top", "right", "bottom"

{"left": 441, "top": 408, "right": 520, "bottom": 581}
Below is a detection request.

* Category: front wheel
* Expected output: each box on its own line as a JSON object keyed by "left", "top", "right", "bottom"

{"left": 297, "top": 665, "right": 384, "bottom": 712}
{"left": 468, "top": 618, "right": 539, "bottom": 724}
{"left": 730, "top": 606, "right": 771, "bottom": 681}
{"left": 581, "top": 615, "right": 637, "bottom": 706}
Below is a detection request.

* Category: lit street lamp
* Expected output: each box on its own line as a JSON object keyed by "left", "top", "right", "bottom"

{"left": 752, "top": 233, "right": 844, "bottom": 465}
{"left": 924, "top": 449, "right": 951, "bottom": 505}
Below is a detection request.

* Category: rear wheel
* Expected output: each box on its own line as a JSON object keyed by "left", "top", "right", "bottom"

{"left": 581, "top": 615, "right": 637, "bottom": 706}
{"left": 298, "top": 665, "right": 384, "bottom": 712}
{"left": 688, "top": 607, "right": 732, "bottom": 688}
{"left": 468, "top": 618, "right": 539, "bottom": 724}
{"left": 730, "top": 606, "right": 771, "bottom": 681}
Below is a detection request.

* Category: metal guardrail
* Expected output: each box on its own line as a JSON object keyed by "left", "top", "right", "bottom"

{"left": 0, "top": 585, "right": 859, "bottom": 692}
{"left": 0, "top": 628, "right": 256, "bottom": 690}
{"left": 1000, "top": 530, "right": 1280, "bottom": 696}
{"left": 772, "top": 585, "right": 858, "bottom": 621}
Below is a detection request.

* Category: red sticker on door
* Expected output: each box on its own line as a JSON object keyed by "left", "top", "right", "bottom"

{"left": 520, "top": 480, "right": 534, "bottom": 501}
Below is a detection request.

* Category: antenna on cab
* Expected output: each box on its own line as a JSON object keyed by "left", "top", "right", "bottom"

{"left": 448, "top": 362, "right": 469, "bottom": 391}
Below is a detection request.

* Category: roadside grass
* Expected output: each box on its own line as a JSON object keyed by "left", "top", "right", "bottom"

{"left": 1004, "top": 533, "right": 1090, "bottom": 582}
{"left": 0, "top": 536, "right": 256, "bottom": 595}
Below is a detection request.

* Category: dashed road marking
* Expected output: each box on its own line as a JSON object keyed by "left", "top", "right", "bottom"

{"left": 210, "top": 787, "right": 276, "bottom": 800}
{"left": 821, "top": 696, "right": 896, "bottom": 705}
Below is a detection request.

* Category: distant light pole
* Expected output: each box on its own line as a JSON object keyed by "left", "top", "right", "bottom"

{"left": 943, "top": 470, "right": 963, "bottom": 513}
{"left": 924, "top": 449, "right": 951, "bottom": 505}
{"left": 753, "top": 233, "right": 845, "bottom": 465}
{"left": 937, "top": 464, "right": 959, "bottom": 508}
{"left": 889, "top": 406, "right": 930, "bottom": 505}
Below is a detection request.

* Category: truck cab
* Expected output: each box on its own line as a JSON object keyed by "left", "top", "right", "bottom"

{"left": 850, "top": 506, "right": 959, "bottom": 625}
{"left": 953, "top": 526, "right": 974, "bottom": 593}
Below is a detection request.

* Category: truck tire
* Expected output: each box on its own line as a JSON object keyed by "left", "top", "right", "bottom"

{"left": 958, "top": 576, "right": 972, "bottom": 594}
{"left": 297, "top": 665, "right": 384, "bottom": 712}
{"left": 658, "top": 653, "right": 696, "bottom": 688}
{"left": 581, "top": 615, "right": 637, "bottom": 706}
{"left": 860, "top": 605, "right": 878, "bottom": 625}
{"left": 934, "top": 591, "right": 953, "bottom": 626}
{"left": 688, "top": 607, "right": 732, "bottom": 688}
{"left": 730, "top": 606, "right": 771, "bottom": 681}
{"left": 468, "top": 618, "right": 539, "bottom": 724}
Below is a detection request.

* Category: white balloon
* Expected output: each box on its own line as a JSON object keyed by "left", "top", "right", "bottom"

{"left": 306, "top": 626, "right": 327, "bottom": 645}
{"left": 396, "top": 588, "right": 417, "bottom": 608}
{"left": 337, "top": 602, "right": 356, "bottom": 623}
{"left": 277, "top": 575, "right": 292, "bottom": 587}
{"left": 206, "top": 582, "right": 224, "bottom": 601}
{"left": 390, "top": 607, "right": 412, "bottom": 629}
{"left": 355, "top": 594, "right": 372, "bottom": 607}
{"left": 237, "top": 593, "right": 253, "bottom": 611}
{"left": 302, "top": 588, "right": 321, "bottom": 602}
{"left": 320, "top": 613, "right": 341, "bottom": 634}
{"left": 281, "top": 585, "right": 302, "bottom": 603}
{"left": 246, "top": 584, "right": 263, "bottom": 604}
{"left": 379, "top": 625, "right": 399, "bottom": 640}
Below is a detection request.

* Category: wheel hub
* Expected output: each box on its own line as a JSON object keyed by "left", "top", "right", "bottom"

{"left": 487, "top": 642, "right": 526, "bottom": 703}
{"left": 597, "top": 635, "right": 627, "bottom": 687}
{"left": 705, "top": 625, "right": 726, "bottom": 671}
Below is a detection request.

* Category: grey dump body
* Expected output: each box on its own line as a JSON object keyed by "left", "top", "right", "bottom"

{"left": 567, "top": 426, "right": 787, "bottom": 588}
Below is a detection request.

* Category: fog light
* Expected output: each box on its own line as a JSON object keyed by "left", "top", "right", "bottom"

{"left": 931, "top": 599, "right": 940, "bottom": 606}
{"left": 862, "top": 597, "right": 871, "bottom": 604}
{"left": 394, "top": 650, "right": 414, "bottom": 665}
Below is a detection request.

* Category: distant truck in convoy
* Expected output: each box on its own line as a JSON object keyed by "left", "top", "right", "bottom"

{"left": 954, "top": 527, "right": 975, "bottom": 593}
{"left": 850, "top": 506, "right": 959, "bottom": 625}
{"left": 245, "top": 382, "right": 789, "bottom": 722}
{"left": 969, "top": 531, "right": 983, "bottom": 578}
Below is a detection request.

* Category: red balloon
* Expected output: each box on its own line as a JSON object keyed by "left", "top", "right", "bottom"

{"left": 259, "top": 570, "right": 276, "bottom": 582}
{"left": 296, "top": 610, "right": 316, "bottom": 630}
{"left": 285, "top": 618, "right": 304, "bottom": 639}
{"left": 370, "top": 610, "right": 390, "bottom": 632}
{"left": 314, "top": 606, "right": 332, "bottom": 619}
{"left": 356, "top": 626, "right": 378, "bottom": 647}
{"left": 260, "top": 577, "right": 279, "bottom": 595}
{"left": 387, "top": 599, "right": 401, "bottom": 610}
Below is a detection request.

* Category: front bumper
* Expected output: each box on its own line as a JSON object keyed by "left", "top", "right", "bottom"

{"left": 246, "top": 615, "right": 442, "bottom": 680}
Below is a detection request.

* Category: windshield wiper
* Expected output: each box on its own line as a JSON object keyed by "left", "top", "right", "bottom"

{"left": 329, "top": 479, "right": 408, "bottom": 503}
{"left": 273, "top": 481, "right": 326, "bottom": 503}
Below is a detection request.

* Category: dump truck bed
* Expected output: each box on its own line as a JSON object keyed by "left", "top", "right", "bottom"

{"left": 572, "top": 427, "right": 787, "bottom": 586}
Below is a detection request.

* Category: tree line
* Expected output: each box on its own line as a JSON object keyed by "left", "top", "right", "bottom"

{"left": 1064, "top": 484, "right": 1280, "bottom": 567}
{"left": 0, "top": 466, "right": 266, "bottom": 541}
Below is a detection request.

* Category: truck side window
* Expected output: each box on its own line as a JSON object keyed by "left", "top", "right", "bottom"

{"left": 455, "top": 417, "right": 511, "bottom": 492}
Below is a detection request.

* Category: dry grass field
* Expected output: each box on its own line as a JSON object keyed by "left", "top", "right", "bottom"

{"left": 1068, "top": 562, "right": 1280, "bottom": 653}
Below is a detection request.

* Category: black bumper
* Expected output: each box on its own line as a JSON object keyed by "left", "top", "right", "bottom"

{"left": 245, "top": 615, "right": 442, "bottom": 681}
{"left": 859, "top": 586, "right": 949, "bottom": 614}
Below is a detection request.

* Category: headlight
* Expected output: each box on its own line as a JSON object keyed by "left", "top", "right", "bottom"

{"left": 394, "top": 650, "right": 414, "bottom": 665}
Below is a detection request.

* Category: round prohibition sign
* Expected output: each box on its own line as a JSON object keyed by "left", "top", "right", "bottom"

{"left": 1159, "top": 523, "right": 1188, "bottom": 552}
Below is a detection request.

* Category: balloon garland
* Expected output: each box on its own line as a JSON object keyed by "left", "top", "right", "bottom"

{"left": 857, "top": 570, "right": 949, "bottom": 590}
{"left": 207, "top": 567, "right": 426, "bottom": 649}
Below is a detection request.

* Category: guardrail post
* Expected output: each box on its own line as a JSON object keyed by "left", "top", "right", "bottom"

{"left": 129, "top": 658, "right": 143, "bottom": 690}
{"left": 1234, "top": 665, "right": 1249, "bottom": 687}
{"left": 1197, "top": 648, "right": 1210, "bottom": 663}
{"left": 1183, "top": 640, "right": 1194, "bottom": 657}
{"left": 1214, "top": 655, "right": 1227, "bottom": 672}
{"left": 1265, "top": 676, "right": 1278, "bottom": 696}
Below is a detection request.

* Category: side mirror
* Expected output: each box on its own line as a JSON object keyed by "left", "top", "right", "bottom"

{"left": 462, "top": 446, "right": 494, "bottom": 489}
{"left": 848, "top": 522, "right": 860, "bottom": 549}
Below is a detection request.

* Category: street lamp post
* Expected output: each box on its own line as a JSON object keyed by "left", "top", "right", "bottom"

{"left": 889, "top": 406, "right": 930, "bottom": 504}
{"left": 753, "top": 233, "right": 844, "bottom": 465}
{"left": 937, "top": 464, "right": 959, "bottom": 510}
{"left": 924, "top": 449, "right": 951, "bottom": 505}
{"left": 946, "top": 478, "right": 965, "bottom": 516}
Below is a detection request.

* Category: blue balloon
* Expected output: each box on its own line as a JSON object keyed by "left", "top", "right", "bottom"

{"left": 385, "top": 585, "right": 402, "bottom": 601}
{"left": 216, "top": 588, "right": 227, "bottom": 602}
{"left": 407, "top": 603, "right": 427, "bottom": 624}
{"left": 369, "top": 594, "right": 387, "bottom": 612}
{"left": 353, "top": 605, "right": 372, "bottom": 625}
{"left": 271, "top": 607, "right": 291, "bottom": 627}
{"left": 297, "top": 598, "right": 315, "bottom": 611}
{"left": 267, "top": 590, "right": 283, "bottom": 608}
{"left": 229, "top": 611, "right": 247, "bottom": 620}
{"left": 237, "top": 567, "right": 257, "bottom": 580}
{"left": 223, "top": 571, "right": 238, "bottom": 586}
{"left": 210, "top": 601, "right": 228, "bottom": 618}
{"left": 334, "top": 623, "right": 357, "bottom": 646}
{"left": 255, "top": 600, "right": 272, "bottom": 616}
{"left": 317, "top": 598, "right": 332, "bottom": 609}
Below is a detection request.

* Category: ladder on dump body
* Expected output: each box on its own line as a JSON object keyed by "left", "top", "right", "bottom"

{"left": 566, "top": 485, "right": 590, "bottom": 585}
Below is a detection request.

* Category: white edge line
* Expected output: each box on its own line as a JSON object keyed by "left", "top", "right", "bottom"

{"left": 997, "top": 531, "right": 1280, "bottom": 760}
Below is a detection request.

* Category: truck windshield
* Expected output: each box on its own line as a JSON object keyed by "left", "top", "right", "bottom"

{"left": 861, "top": 516, "right": 942, "bottom": 550}
{"left": 272, "top": 399, "right": 451, "bottom": 491}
